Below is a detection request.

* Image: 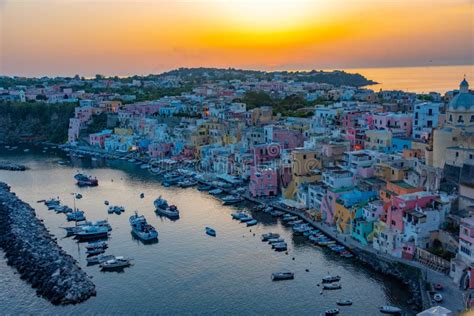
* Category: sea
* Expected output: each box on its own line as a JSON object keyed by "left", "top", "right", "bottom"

{"left": 0, "top": 147, "right": 416, "bottom": 315}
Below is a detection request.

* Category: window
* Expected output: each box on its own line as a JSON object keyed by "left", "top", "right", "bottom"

{"left": 449, "top": 114, "right": 453, "bottom": 121}
{"left": 456, "top": 152, "right": 459, "bottom": 157}
{"left": 471, "top": 115, "right": 474, "bottom": 123}
{"left": 428, "top": 109, "right": 433, "bottom": 116}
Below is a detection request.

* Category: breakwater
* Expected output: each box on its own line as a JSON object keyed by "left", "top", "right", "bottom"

{"left": 0, "top": 182, "right": 96, "bottom": 305}
{"left": 0, "top": 161, "right": 27, "bottom": 171}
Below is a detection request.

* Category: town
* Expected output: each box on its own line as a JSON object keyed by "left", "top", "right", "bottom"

{"left": 1, "top": 68, "right": 473, "bottom": 314}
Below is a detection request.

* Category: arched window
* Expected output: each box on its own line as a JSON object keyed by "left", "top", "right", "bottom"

{"left": 449, "top": 114, "right": 453, "bottom": 121}
{"left": 458, "top": 115, "right": 464, "bottom": 123}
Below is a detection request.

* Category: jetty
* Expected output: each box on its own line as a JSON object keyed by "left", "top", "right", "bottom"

{"left": 0, "top": 182, "right": 96, "bottom": 305}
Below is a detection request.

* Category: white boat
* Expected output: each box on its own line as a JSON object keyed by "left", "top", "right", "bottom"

{"left": 379, "top": 306, "right": 402, "bottom": 314}
{"left": 323, "top": 283, "right": 342, "bottom": 290}
{"left": 268, "top": 238, "right": 284, "bottom": 244}
{"left": 86, "top": 241, "right": 108, "bottom": 250}
{"left": 129, "top": 212, "right": 158, "bottom": 241}
{"left": 75, "top": 225, "right": 109, "bottom": 240}
{"left": 336, "top": 299, "right": 352, "bottom": 306}
{"left": 271, "top": 272, "right": 294, "bottom": 281}
{"left": 86, "top": 254, "right": 115, "bottom": 265}
{"left": 273, "top": 242, "right": 288, "bottom": 251}
{"left": 86, "top": 247, "right": 105, "bottom": 256}
{"left": 322, "top": 275, "right": 341, "bottom": 283}
{"left": 67, "top": 210, "right": 86, "bottom": 221}
{"left": 221, "top": 195, "right": 244, "bottom": 205}
{"left": 324, "top": 308, "right": 339, "bottom": 315}
{"left": 100, "top": 256, "right": 131, "bottom": 270}
{"left": 261, "top": 233, "right": 280, "bottom": 241}
{"left": 154, "top": 197, "right": 179, "bottom": 219}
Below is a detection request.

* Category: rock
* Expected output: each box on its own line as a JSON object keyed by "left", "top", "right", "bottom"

{"left": 0, "top": 182, "right": 95, "bottom": 305}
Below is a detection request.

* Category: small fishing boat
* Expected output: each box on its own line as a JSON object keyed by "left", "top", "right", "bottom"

{"left": 104, "top": 200, "right": 110, "bottom": 205}
{"left": 271, "top": 272, "right": 294, "bottom": 281}
{"left": 231, "top": 212, "right": 247, "bottom": 220}
{"left": 268, "top": 238, "right": 285, "bottom": 244}
{"left": 75, "top": 225, "right": 109, "bottom": 240}
{"left": 129, "top": 212, "right": 158, "bottom": 241}
{"left": 273, "top": 242, "right": 288, "bottom": 251}
{"left": 322, "top": 275, "right": 341, "bottom": 283}
{"left": 324, "top": 308, "right": 339, "bottom": 315}
{"left": 67, "top": 210, "right": 86, "bottom": 221}
{"left": 140, "top": 193, "right": 145, "bottom": 198}
{"left": 336, "top": 299, "right": 352, "bottom": 306}
{"left": 74, "top": 173, "right": 98, "bottom": 187}
{"left": 239, "top": 214, "right": 254, "bottom": 223}
{"left": 87, "top": 254, "right": 115, "bottom": 265}
{"left": 379, "top": 306, "right": 402, "bottom": 314}
{"left": 178, "top": 179, "right": 197, "bottom": 188}
{"left": 86, "top": 247, "right": 106, "bottom": 256}
{"left": 86, "top": 241, "right": 108, "bottom": 250}
{"left": 205, "top": 227, "right": 216, "bottom": 237}
{"left": 323, "top": 283, "right": 342, "bottom": 290}
{"left": 246, "top": 219, "right": 258, "bottom": 226}
{"left": 197, "top": 184, "right": 212, "bottom": 191}
{"left": 261, "top": 233, "right": 280, "bottom": 241}
{"left": 209, "top": 188, "right": 223, "bottom": 195}
{"left": 221, "top": 195, "right": 244, "bottom": 205}
{"left": 100, "top": 256, "right": 131, "bottom": 270}
{"left": 154, "top": 197, "right": 180, "bottom": 219}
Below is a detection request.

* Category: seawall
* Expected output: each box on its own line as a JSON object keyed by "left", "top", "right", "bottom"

{"left": 0, "top": 182, "right": 96, "bottom": 305}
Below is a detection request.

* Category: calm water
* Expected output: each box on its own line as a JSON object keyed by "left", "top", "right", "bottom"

{"left": 0, "top": 148, "right": 414, "bottom": 315}
{"left": 346, "top": 65, "right": 474, "bottom": 93}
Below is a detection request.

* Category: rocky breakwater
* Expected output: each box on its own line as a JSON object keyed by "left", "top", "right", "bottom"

{"left": 0, "top": 161, "right": 27, "bottom": 171}
{"left": 0, "top": 182, "right": 96, "bottom": 304}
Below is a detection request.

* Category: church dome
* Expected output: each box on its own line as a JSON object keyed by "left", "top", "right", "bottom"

{"left": 448, "top": 78, "right": 474, "bottom": 111}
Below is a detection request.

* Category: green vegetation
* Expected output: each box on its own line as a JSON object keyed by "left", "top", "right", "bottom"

{"left": 0, "top": 101, "right": 75, "bottom": 143}
{"left": 236, "top": 91, "right": 327, "bottom": 117}
{"left": 86, "top": 113, "right": 108, "bottom": 134}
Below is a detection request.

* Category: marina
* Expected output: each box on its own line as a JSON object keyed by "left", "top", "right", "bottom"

{"left": 0, "top": 149, "right": 417, "bottom": 314}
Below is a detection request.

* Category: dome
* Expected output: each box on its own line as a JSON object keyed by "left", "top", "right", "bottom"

{"left": 448, "top": 78, "right": 474, "bottom": 111}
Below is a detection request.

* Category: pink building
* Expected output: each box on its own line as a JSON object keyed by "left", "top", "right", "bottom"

{"left": 89, "top": 130, "right": 112, "bottom": 148}
{"left": 372, "top": 113, "right": 413, "bottom": 137}
{"left": 386, "top": 191, "right": 437, "bottom": 233}
{"left": 251, "top": 143, "right": 281, "bottom": 165}
{"left": 249, "top": 165, "right": 279, "bottom": 197}
{"left": 148, "top": 142, "right": 173, "bottom": 158}
{"left": 272, "top": 128, "right": 304, "bottom": 149}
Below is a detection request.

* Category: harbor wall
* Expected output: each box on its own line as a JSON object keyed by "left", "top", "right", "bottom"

{"left": 0, "top": 182, "right": 96, "bottom": 305}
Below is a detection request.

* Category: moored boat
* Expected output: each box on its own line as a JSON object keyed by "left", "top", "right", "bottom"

{"left": 322, "top": 275, "right": 341, "bottom": 283}
{"left": 154, "top": 196, "right": 180, "bottom": 219}
{"left": 336, "top": 299, "right": 353, "bottom": 306}
{"left": 205, "top": 227, "right": 216, "bottom": 237}
{"left": 74, "top": 173, "right": 98, "bottom": 187}
{"left": 261, "top": 233, "right": 280, "bottom": 241}
{"left": 100, "top": 256, "right": 131, "bottom": 270}
{"left": 221, "top": 195, "right": 244, "bottom": 205}
{"left": 246, "top": 219, "right": 258, "bottom": 226}
{"left": 323, "top": 283, "right": 342, "bottom": 290}
{"left": 324, "top": 308, "right": 340, "bottom": 315}
{"left": 271, "top": 272, "right": 294, "bottom": 281}
{"left": 87, "top": 254, "right": 115, "bottom": 265}
{"left": 129, "top": 212, "right": 158, "bottom": 241}
{"left": 379, "top": 306, "right": 402, "bottom": 314}
{"left": 75, "top": 225, "right": 109, "bottom": 240}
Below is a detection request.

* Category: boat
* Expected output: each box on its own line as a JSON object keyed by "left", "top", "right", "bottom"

{"left": 293, "top": 224, "right": 312, "bottom": 235}
{"left": 178, "top": 179, "right": 197, "bottom": 188}
{"left": 221, "top": 195, "right": 244, "bottom": 205}
{"left": 270, "top": 210, "right": 285, "bottom": 217}
{"left": 433, "top": 293, "right": 443, "bottom": 302}
{"left": 129, "top": 212, "right": 158, "bottom": 241}
{"left": 44, "top": 198, "right": 60, "bottom": 209}
{"left": 246, "top": 219, "right": 258, "bottom": 226}
{"left": 324, "top": 308, "right": 340, "bottom": 315}
{"left": 86, "top": 247, "right": 106, "bottom": 256}
{"left": 268, "top": 238, "right": 285, "bottom": 244}
{"left": 87, "top": 254, "right": 115, "bottom": 265}
{"left": 154, "top": 197, "right": 180, "bottom": 219}
{"left": 104, "top": 200, "right": 109, "bottom": 205}
{"left": 140, "top": 193, "right": 145, "bottom": 198}
{"left": 282, "top": 215, "right": 297, "bottom": 222}
{"left": 231, "top": 212, "right": 247, "bottom": 220}
{"left": 239, "top": 214, "right": 254, "bottom": 223}
{"left": 261, "top": 233, "right": 280, "bottom": 241}
{"left": 75, "top": 225, "right": 109, "bottom": 240}
{"left": 140, "top": 164, "right": 150, "bottom": 169}
{"left": 100, "top": 256, "right": 131, "bottom": 270}
{"left": 273, "top": 242, "right": 288, "bottom": 251}
{"left": 197, "top": 184, "right": 212, "bottom": 191}
{"left": 271, "top": 272, "right": 294, "bottom": 281}
{"left": 323, "top": 283, "right": 342, "bottom": 290}
{"left": 205, "top": 227, "right": 216, "bottom": 237}
{"left": 75, "top": 193, "right": 83, "bottom": 199}
{"left": 209, "top": 188, "right": 223, "bottom": 195}
{"left": 322, "top": 275, "right": 341, "bottom": 283}
{"left": 108, "top": 205, "right": 125, "bottom": 214}
{"left": 85, "top": 241, "right": 108, "bottom": 250}
{"left": 379, "top": 306, "right": 402, "bottom": 314}
{"left": 67, "top": 210, "right": 86, "bottom": 221}
{"left": 74, "top": 173, "right": 98, "bottom": 187}
{"left": 336, "top": 300, "right": 353, "bottom": 306}
{"left": 318, "top": 240, "right": 336, "bottom": 246}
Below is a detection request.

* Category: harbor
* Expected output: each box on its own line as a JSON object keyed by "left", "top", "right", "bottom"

{"left": 0, "top": 148, "right": 416, "bottom": 315}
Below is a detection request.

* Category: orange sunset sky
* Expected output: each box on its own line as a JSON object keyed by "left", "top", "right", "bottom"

{"left": 0, "top": 0, "right": 473, "bottom": 77}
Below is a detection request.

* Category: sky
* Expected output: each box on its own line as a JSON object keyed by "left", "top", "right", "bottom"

{"left": 0, "top": 0, "right": 473, "bottom": 77}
